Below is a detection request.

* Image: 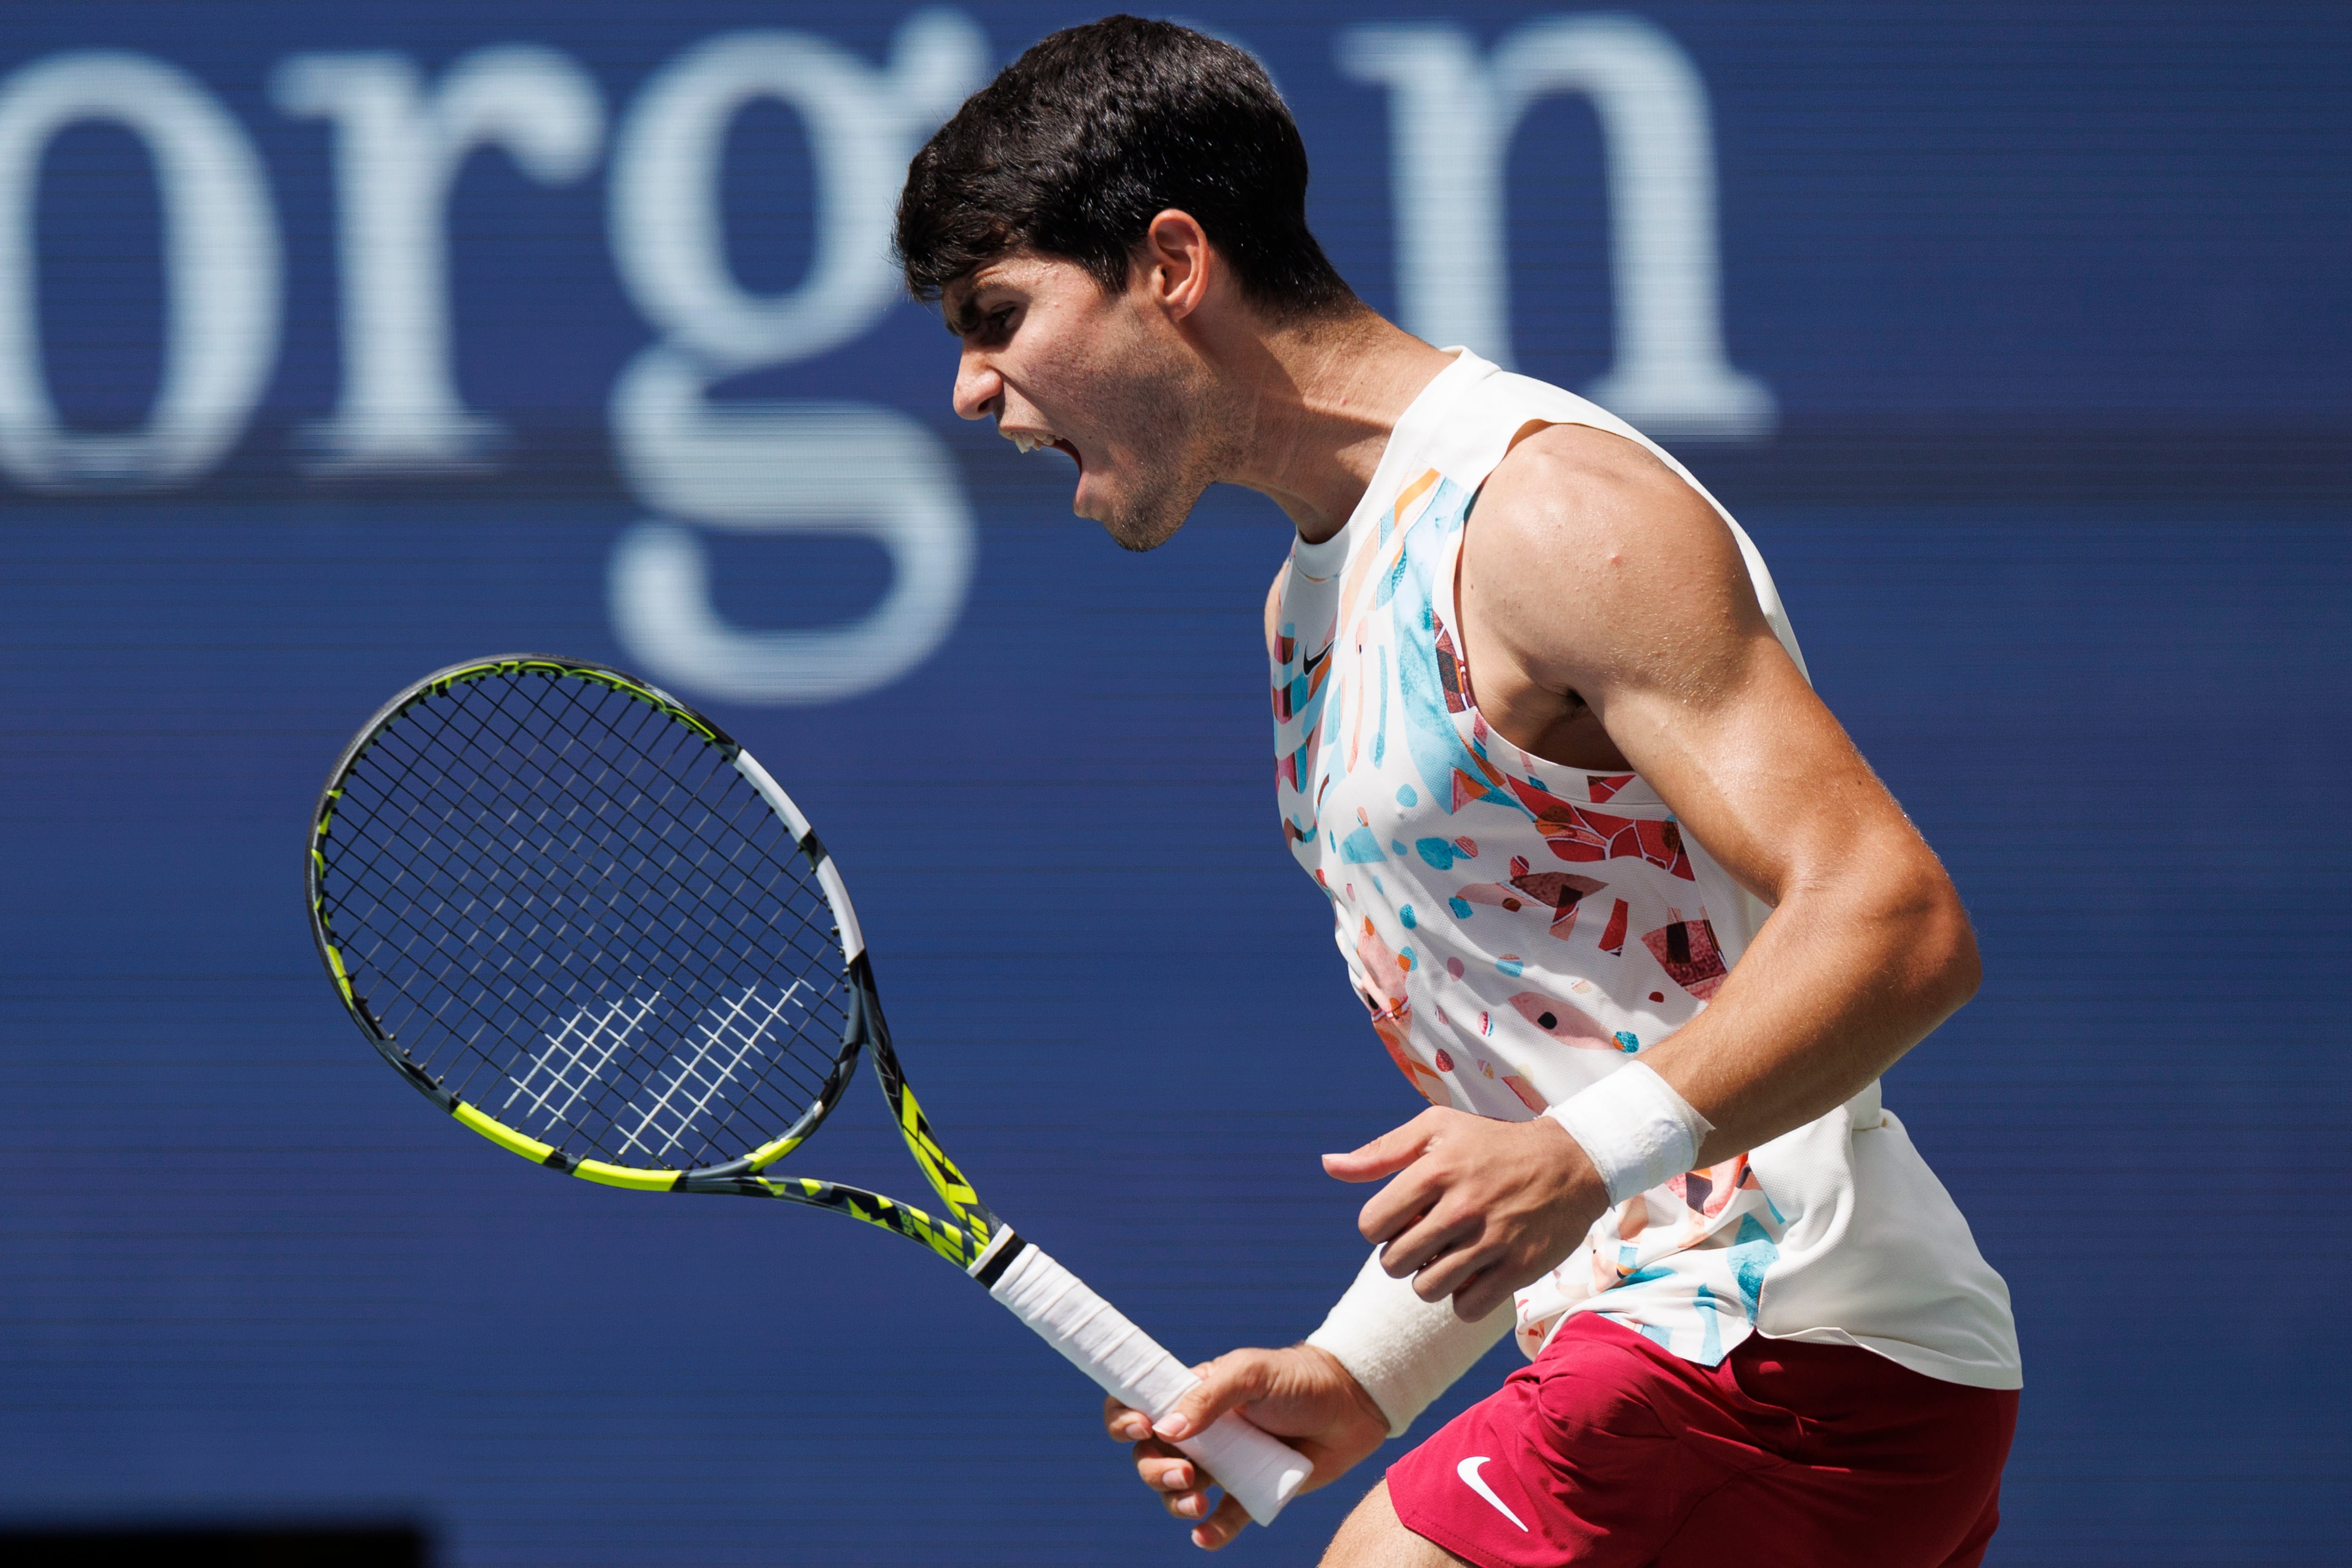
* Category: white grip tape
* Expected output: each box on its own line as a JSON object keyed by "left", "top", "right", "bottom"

{"left": 986, "top": 1242, "right": 1311, "bottom": 1524}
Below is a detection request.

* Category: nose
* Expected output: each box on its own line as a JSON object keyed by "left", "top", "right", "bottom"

{"left": 952, "top": 350, "right": 1001, "bottom": 423}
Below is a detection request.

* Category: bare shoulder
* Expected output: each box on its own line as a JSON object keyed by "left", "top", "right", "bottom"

{"left": 1474, "top": 422, "right": 1742, "bottom": 579}
{"left": 1467, "top": 421, "right": 1771, "bottom": 693}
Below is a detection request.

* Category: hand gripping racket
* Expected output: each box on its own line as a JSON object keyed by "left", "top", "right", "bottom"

{"left": 305, "top": 654, "right": 1311, "bottom": 1524}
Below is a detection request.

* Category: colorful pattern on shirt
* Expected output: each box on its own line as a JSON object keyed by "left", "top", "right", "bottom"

{"left": 1274, "top": 467, "right": 1786, "bottom": 1365}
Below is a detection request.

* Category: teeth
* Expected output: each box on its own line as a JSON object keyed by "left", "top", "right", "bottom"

{"left": 1010, "top": 433, "right": 1060, "bottom": 455}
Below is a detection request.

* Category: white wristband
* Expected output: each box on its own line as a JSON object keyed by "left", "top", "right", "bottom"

{"left": 1543, "top": 1062, "right": 1714, "bottom": 1203}
{"left": 1305, "top": 1247, "right": 1514, "bottom": 1437}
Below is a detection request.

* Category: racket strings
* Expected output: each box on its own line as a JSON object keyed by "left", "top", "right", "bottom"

{"left": 318, "top": 669, "right": 852, "bottom": 1170}
{"left": 342, "top": 686, "right": 842, "bottom": 1161}
{"left": 389, "top": 679, "right": 842, "bottom": 1113}
{"left": 496, "top": 676, "right": 853, "bottom": 1003}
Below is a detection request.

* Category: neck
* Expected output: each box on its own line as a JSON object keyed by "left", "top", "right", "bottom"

{"left": 1211, "top": 308, "right": 1457, "bottom": 543}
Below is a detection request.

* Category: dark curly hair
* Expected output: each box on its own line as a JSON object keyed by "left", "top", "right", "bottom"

{"left": 895, "top": 16, "right": 1357, "bottom": 321}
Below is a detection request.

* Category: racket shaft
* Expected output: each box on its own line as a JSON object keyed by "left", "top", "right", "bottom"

{"left": 986, "top": 1242, "right": 1311, "bottom": 1524}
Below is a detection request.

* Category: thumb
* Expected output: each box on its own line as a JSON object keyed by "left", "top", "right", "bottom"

{"left": 1321, "top": 1113, "right": 1438, "bottom": 1184}
{"left": 1154, "top": 1349, "right": 1277, "bottom": 1444}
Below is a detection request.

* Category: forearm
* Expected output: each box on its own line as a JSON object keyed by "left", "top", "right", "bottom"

{"left": 1640, "top": 859, "right": 1978, "bottom": 1165}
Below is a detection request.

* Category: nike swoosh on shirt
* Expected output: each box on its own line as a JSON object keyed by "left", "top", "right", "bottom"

{"left": 1455, "top": 1456, "right": 1529, "bottom": 1532}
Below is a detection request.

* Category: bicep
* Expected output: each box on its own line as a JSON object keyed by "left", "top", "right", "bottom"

{"left": 1597, "top": 643, "right": 1914, "bottom": 909}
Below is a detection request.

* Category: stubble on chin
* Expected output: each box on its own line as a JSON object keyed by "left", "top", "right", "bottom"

{"left": 1091, "top": 383, "right": 1242, "bottom": 555}
{"left": 1097, "top": 459, "right": 1209, "bottom": 552}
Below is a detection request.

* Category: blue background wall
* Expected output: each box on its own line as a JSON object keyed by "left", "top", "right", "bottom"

{"left": 0, "top": 5, "right": 2345, "bottom": 1563}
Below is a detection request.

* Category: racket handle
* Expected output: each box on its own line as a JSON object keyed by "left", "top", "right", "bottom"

{"left": 983, "top": 1238, "right": 1312, "bottom": 1525}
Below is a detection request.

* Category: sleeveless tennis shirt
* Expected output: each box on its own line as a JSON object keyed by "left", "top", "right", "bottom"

{"left": 1272, "top": 350, "right": 2021, "bottom": 1389}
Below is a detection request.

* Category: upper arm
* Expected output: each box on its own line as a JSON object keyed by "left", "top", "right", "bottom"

{"left": 1264, "top": 559, "right": 1291, "bottom": 661}
{"left": 1468, "top": 427, "right": 1942, "bottom": 909}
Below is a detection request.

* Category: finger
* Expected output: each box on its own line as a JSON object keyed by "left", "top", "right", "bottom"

{"left": 1403, "top": 1223, "right": 1502, "bottom": 1303}
{"left": 1163, "top": 1481, "right": 1216, "bottom": 1522}
{"left": 1191, "top": 1492, "right": 1252, "bottom": 1552}
{"left": 1355, "top": 1161, "right": 1445, "bottom": 1246}
{"left": 1322, "top": 1107, "right": 1454, "bottom": 1183}
{"left": 1320, "top": 1110, "right": 1444, "bottom": 1184}
{"left": 1142, "top": 1450, "right": 1200, "bottom": 1500}
{"left": 1103, "top": 1393, "right": 1154, "bottom": 1443}
{"left": 1133, "top": 1438, "right": 1215, "bottom": 1523}
{"left": 1449, "top": 1262, "right": 1514, "bottom": 1324}
{"left": 1374, "top": 1201, "right": 1480, "bottom": 1280}
{"left": 1153, "top": 1350, "right": 1271, "bottom": 1444}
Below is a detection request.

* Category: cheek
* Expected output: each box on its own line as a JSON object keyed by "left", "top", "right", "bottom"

{"left": 1046, "top": 310, "right": 1179, "bottom": 431}
{"left": 1013, "top": 342, "right": 1114, "bottom": 438}
{"left": 1072, "top": 337, "right": 1144, "bottom": 403}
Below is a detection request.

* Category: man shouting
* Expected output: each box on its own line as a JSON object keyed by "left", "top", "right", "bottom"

{"left": 897, "top": 18, "right": 2020, "bottom": 1566}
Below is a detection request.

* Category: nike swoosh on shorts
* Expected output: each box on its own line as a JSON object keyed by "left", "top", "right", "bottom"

{"left": 1456, "top": 1456, "right": 1530, "bottom": 1532}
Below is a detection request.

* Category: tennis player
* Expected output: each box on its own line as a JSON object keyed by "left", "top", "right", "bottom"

{"left": 898, "top": 18, "right": 2021, "bottom": 1566}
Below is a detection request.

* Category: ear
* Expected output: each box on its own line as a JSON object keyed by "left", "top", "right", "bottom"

{"left": 1138, "top": 208, "right": 1215, "bottom": 321}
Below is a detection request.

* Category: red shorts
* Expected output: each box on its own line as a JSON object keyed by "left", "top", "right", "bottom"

{"left": 1386, "top": 1314, "right": 2018, "bottom": 1568}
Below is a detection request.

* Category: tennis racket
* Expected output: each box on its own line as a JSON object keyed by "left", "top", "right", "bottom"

{"left": 304, "top": 653, "right": 1311, "bottom": 1524}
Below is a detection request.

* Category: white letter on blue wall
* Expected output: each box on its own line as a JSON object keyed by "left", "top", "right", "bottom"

{"left": 1339, "top": 15, "right": 1773, "bottom": 440}
{"left": 273, "top": 46, "right": 604, "bottom": 471}
{"left": 0, "top": 52, "right": 281, "bottom": 488}
{"left": 606, "top": 11, "right": 986, "bottom": 704}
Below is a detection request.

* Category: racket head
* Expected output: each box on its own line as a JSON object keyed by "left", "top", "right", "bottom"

{"left": 306, "top": 654, "right": 872, "bottom": 1185}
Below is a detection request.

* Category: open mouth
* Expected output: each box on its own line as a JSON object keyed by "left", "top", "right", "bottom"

{"left": 1008, "top": 430, "right": 1080, "bottom": 465}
